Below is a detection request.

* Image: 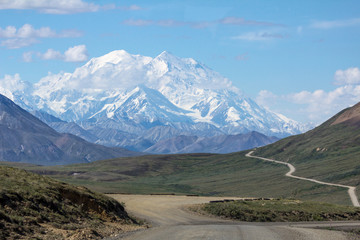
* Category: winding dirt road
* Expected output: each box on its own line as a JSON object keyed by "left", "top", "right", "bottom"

{"left": 108, "top": 194, "right": 359, "bottom": 240}
{"left": 245, "top": 151, "right": 360, "bottom": 207}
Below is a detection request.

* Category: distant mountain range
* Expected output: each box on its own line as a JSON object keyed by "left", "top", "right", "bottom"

{"left": 0, "top": 50, "right": 308, "bottom": 153}
{"left": 146, "top": 131, "right": 278, "bottom": 154}
{"left": 0, "top": 94, "right": 138, "bottom": 165}
{"left": 33, "top": 109, "right": 279, "bottom": 154}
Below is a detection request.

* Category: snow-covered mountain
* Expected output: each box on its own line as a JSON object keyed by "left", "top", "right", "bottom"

{"left": 0, "top": 50, "right": 307, "bottom": 152}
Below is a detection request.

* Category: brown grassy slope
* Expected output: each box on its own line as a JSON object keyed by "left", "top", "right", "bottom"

{"left": 0, "top": 166, "right": 138, "bottom": 240}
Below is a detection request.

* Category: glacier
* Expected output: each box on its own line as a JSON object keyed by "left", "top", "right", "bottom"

{"left": 0, "top": 50, "right": 308, "bottom": 152}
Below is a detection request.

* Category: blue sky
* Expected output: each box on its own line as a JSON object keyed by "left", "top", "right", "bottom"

{"left": 0, "top": 0, "right": 359, "bottom": 124}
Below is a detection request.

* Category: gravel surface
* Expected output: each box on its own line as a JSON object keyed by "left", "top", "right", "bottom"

{"left": 107, "top": 194, "right": 359, "bottom": 240}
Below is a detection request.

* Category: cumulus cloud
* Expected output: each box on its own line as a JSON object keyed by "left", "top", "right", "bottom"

{"left": 64, "top": 45, "right": 88, "bottom": 62}
{"left": 311, "top": 18, "right": 360, "bottom": 29}
{"left": 0, "top": 24, "right": 81, "bottom": 39}
{"left": 0, "top": 24, "right": 82, "bottom": 49}
{"left": 334, "top": 67, "right": 360, "bottom": 85}
{"left": 256, "top": 76, "right": 360, "bottom": 124}
{"left": 24, "top": 45, "right": 88, "bottom": 62}
{"left": 0, "top": 73, "right": 24, "bottom": 91}
{"left": 256, "top": 90, "right": 278, "bottom": 106}
{"left": 40, "top": 49, "right": 63, "bottom": 60}
{"left": 0, "top": 74, "right": 31, "bottom": 100}
{"left": 289, "top": 86, "right": 360, "bottom": 120}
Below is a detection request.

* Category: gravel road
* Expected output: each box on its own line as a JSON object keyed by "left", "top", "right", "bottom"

{"left": 246, "top": 151, "right": 360, "bottom": 207}
{"left": 108, "top": 194, "right": 359, "bottom": 240}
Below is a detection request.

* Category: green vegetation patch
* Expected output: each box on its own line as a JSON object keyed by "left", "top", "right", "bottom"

{"left": 0, "top": 166, "right": 138, "bottom": 239}
{"left": 196, "top": 199, "right": 360, "bottom": 222}
{"left": 255, "top": 119, "right": 360, "bottom": 188}
{"left": 3, "top": 151, "right": 354, "bottom": 205}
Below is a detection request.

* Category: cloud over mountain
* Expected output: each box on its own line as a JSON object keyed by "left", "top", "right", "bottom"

{"left": 0, "top": 50, "right": 305, "bottom": 139}
{"left": 256, "top": 67, "right": 360, "bottom": 124}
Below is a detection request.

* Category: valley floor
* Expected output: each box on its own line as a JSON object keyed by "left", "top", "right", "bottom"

{"left": 107, "top": 194, "right": 360, "bottom": 240}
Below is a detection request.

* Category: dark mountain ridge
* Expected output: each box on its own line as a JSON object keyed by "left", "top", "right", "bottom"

{"left": 0, "top": 94, "right": 139, "bottom": 165}
{"left": 146, "top": 131, "right": 278, "bottom": 154}
{"left": 33, "top": 109, "right": 279, "bottom": 154}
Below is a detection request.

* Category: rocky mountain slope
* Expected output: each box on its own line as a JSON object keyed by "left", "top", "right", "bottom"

{"left": 146, "top": 131, "right": 278, "bottom": 154}
{"left": 0, "top": 50, "right": 307, "bottom": 153}
{"left": 0, "top": 94, "right": 139, "bottom": 165}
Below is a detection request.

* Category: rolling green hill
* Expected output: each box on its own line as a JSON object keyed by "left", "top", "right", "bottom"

{"left": 255, "top": 102, "right": 360, "bottom": 189}
{"left": 0, "top": 166, "right": 138, "bottom": 239}
{"left": 7, "top": 151, "right": 351, "bottom": 205}
{"left": 3, "top": 103, "right": 360, "bottom": 207}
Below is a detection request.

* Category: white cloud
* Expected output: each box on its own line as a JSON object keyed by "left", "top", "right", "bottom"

{"left": 334, "top": 67, "right": 360, "bottom": 85}
{"left": 1, "top": 38, "right": 39, "bottom": 49}
{"left": 256, "top": 90, "right": 278, "bottom": 107}
{"left": 0, "top": 0, "right": 102, "bottom": 14}
{"left": 0, "top": 73, "right": 24, "bottom": 91}
{"left": 0, "top": 24, "right": 82, "bottom": 49}
{"left": 40, "top": 48, "right": 63, "bottom": 60}
{"left": 289, "top": 86, "right": 360, "bottom": 121}
{"left": 24, "top": 45, "right": 88, "bottom": 62}
{"left": 0, "top": 74, "right": 30, "bottom": 100}
{"left": 257, "top": 84, "right": 360, "bottom": 124}
{"left": 0, "top": 1, "right": 142, "bottom": 14}
{"left": 0, "top": 26, "right": 16, "bottom": 38}
{"left": 311, "top": 18, "right": 360, "bottom": 29}
{"left": 118, "top": 5, "right": 142, "bottom": 11}
{"left": 233, "top": 31, "right": 286, "bottom": 41}
{"left": 18, "top": 24, "right": 55, "bottom": 38}
{"left": 0, "top": 24, "right": 81, "bottom": 39}
{"left": 64, "top": 45, "right": 88, "bottom": 62}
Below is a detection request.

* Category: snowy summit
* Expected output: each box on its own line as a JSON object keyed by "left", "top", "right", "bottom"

{"left": 0, "top": 50, "right": 306, "bottom": 144}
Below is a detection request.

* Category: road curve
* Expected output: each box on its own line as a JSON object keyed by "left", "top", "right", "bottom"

{"left": 107, "top": 194, "right": 359, "bottom": 240}
{"left": 245, "top": 151, "right": 360, "bottom": 207}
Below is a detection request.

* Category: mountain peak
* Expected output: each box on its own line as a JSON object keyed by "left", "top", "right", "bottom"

{"left": 155, "top": 50, "right": 179, "bottom": 62}
{"left": 86, "top": 50, "right": 152, "bottom": 69}
{"left": 0, "top": 74, "right": 31, "bottom": 101}
{"left": 0, "top": 50, "right": 306, "bottom": 138}
{"left": 158, "top": 50, "right": 173, "bottom": 57}
{"left": 92, "top": 50, "right": 134, "bottom": 64}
